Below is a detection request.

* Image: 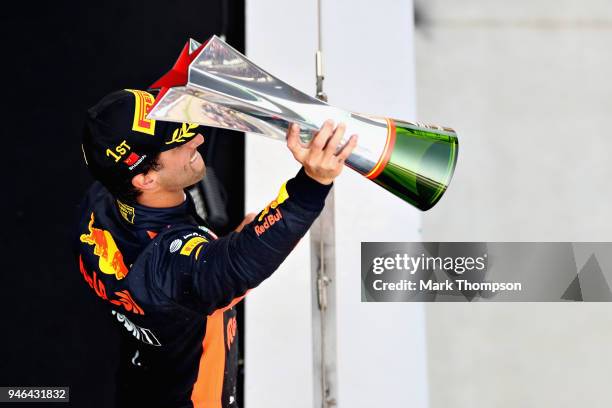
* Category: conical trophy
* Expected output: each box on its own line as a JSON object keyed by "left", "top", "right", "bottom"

{"left": 147, "top": 36, "right": 458, "bottom": 211}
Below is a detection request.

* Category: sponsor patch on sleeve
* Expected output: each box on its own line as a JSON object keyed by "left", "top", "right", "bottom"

{"left": 180, "top": 236, "right": 208, "bottom": 256}
{"left": 253, "top": 182, "right": 289, "bottom": 236}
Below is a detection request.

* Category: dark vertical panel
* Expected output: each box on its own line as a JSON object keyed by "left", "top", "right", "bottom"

{"left": 0, "top": 1, "right": 245, "bottom": 407}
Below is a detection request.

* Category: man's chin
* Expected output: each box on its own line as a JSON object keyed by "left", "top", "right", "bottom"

{"left": 187, "top": 169, "right": 206, "bottom": 188}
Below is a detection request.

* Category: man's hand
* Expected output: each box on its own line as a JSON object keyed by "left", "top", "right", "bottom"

{"left": 235, "top": 213, "right": 257, "bottom": 232}
{"left": 286, "top": 120, "right": 358, "bottom": 185}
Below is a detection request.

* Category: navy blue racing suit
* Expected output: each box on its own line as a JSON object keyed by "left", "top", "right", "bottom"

{"left": 75, "top": 168, "right": 331, "bottom": 408}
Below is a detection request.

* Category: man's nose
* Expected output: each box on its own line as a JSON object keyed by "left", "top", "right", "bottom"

{"left": 187, "top": 133, "right": 204, "bottom": 148}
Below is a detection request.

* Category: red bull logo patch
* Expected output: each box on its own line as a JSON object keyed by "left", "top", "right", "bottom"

{"left": 258, "top": 182, "right": 289, "bottom": 222}
{"left": 254, "top": 182, "right": 288, "bottom": 236}
{"left": 79, "top": 255, "right": 144, "bottom": 315}
{"left": 80, "top": 212, "right": 129, "bottom": 280}
{"left": 254, "top": 209, "right": 283, "bottom": 237}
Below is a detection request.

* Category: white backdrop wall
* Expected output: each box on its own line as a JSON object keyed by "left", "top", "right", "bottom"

{"left": 416, "top": 0, "right": 612, "bottom": 407}
{"left": 245, "top": 1, "right": 428, "bottom": 407}
{"left": 244, "top": 2, "right": 318, "bottom": 407}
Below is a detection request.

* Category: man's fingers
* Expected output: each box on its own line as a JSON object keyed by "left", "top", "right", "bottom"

{"left": 336, "top": 134, "right": 358, "bottom": 164}
{"left": 310, "top": 120, "right": 334, "bottom": 152}
{"left": 324, "top": 122, "right": 346, "bottom": 159}
{"left": 288, "top": 119, "right": 356, "bottom": 180}
{"left": 286, "top": 123, "right": 307, "bottom": 161}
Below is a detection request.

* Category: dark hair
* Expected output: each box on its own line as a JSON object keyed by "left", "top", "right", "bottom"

{"left": 104, "top": 153, "right": 163, "bottom": 203}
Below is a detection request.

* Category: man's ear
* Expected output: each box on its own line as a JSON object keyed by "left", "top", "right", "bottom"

{"left": 132, "top": 172, "right": 157, "bottom": 192}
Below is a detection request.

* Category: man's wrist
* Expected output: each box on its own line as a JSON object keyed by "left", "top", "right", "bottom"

{"left": 285, "top": 167, "right": 333, "bottom": 211}
{"left": 303, "top": 167, "right": 333, "bottom": 185}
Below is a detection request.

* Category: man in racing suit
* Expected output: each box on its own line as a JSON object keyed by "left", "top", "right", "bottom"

{"left": 75, "top": 89, "right": 357, "bottom": 408}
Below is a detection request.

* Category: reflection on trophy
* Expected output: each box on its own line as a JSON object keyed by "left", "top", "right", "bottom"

{"left": 147, "top": 36, "right": 458, "bottom": 211}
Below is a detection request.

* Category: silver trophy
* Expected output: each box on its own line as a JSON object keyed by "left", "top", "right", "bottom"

{"left": 148, "top": 36, "right": 458, "bottom": 210}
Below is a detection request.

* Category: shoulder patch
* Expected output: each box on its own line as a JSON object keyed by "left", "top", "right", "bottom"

{"left": 198, "top": 226, "right": 218, "bottom": 240}
{"left": 169, "top": 239, "right": 182, "bottom": 253}
{"left": 180, "top": 236, "right": 208, "bottom": 256}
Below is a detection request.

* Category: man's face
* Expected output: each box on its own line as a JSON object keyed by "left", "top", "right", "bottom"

{"left": 154, "top": 133, "right": 206, "bottom": 191}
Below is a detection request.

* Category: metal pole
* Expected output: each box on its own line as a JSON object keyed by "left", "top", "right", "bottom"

{"left": 312, "top": 0, "right": 336, "bottom": 406}
{"left": 315, "top": 0, "right": 327, "bottom": 102}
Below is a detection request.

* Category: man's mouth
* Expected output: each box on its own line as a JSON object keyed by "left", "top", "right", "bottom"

{"left": 189, "top": 151, "right": 198, "bottom": 163}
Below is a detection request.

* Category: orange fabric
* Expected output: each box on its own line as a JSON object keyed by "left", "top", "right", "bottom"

{"left": 146, "top": 230, "right": 158, "bottom": 239}
{"left": 190, "top": 293, "right": 249, "bottom": 407}
{"left": 366, "top": 118, "right": 397, "bottom": 180}
{"left": 191, "top": 310, "right": 225, "bottom": 408}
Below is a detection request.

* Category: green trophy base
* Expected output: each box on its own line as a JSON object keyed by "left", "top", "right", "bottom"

{"left": 368, "top": 119, "right": 458, "bottom": 211}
